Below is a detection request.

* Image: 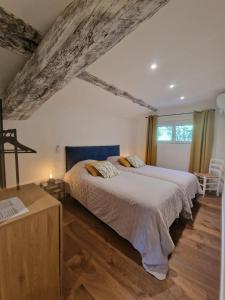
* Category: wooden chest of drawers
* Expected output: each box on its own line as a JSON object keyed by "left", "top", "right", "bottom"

{"left": 0, "top": 184, "right": 62, "bottom": 300}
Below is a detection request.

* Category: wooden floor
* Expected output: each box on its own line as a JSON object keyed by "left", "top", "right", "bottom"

{"left": 62, "top": 194, "right": 221, "bottom": 300}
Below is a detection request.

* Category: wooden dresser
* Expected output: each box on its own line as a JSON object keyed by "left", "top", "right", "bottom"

{"left": 0, "top": 184, "right": 62, "bottom": 300}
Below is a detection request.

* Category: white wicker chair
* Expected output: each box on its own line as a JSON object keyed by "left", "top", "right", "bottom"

{"left": 195, "top": 158, "right": 225, "bottom": 197}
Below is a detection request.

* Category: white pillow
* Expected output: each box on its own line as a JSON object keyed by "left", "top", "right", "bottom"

{"left": 107, "top": 156, "right": 121, "bottom": 165}
{"left": 126, "top": 155, "right": 145, "bottom": 168}
{"left": 94, "top": 161, "right": 120, "bottom": 178}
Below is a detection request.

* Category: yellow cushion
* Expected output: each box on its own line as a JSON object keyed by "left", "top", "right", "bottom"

{"left": 85, "top": 163, "right": 101, "bottom": 177}
{"left": 119, "top": 157, "right": 131, "bottom": 167}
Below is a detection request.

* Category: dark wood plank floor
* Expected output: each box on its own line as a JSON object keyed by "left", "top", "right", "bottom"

{"left": 62, "top": 194, "right": 221, "bottom": 300}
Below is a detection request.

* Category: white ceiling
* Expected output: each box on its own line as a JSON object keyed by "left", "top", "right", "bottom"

{"left": 0, "top": 0, "right": 71, "bottom": 96}
{"left": 0, "top": 0, "right": 225, "bottom": 110}
{"left": 0, "top": 0, "right": 71, "bottom": 33}
{"left": 0, "top": 48, "right": 26, "bottom": 95}
{"left": 88, "top": 0, "right": 225, "bottom": 108}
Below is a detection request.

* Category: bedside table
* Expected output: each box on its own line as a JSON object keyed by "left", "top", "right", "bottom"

{"left": 40, "top": 179, "right": 66, "bottom": 202}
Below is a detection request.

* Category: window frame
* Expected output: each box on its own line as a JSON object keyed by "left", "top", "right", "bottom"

{"left": 157, "top": 120, "right": 193, "bottom": 144}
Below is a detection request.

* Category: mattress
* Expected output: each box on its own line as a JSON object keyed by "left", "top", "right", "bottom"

{"left": 64, "top": 160, "right": 193, "bottom": 280}
{"left": 108, "top": 156, "right": 202, "bottom": 206}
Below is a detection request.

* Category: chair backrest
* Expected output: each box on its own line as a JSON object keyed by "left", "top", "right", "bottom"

{"left": 209, "top": 158, "right": 225, "bottom": 180}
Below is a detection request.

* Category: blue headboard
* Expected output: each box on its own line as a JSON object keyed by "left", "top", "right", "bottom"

{"left": 65, "top": 145, "right": 120, "bottom": 171}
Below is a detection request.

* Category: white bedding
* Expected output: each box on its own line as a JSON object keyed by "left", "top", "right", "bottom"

{"left": 64, "top": 160, "right": 193, "bottom": 280}
{"left": 108, "top": 156, "right": 202, "bottom": 206}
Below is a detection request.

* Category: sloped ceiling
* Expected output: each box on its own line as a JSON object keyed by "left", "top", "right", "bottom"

{"left": 0, "top": 0, "right": 225, "bottom": 113}
{"left": 1, "top": 0, "right": 71, "bottom": 33}
{"left": 0, "top": 0, "right": 71, "bottom": 96}
{"left": 87, "top": 0, "right": 225, "bottom": 108}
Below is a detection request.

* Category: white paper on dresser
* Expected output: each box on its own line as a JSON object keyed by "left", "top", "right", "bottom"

{"left": 0, "top": 197, "right": 29, "bottom": 222}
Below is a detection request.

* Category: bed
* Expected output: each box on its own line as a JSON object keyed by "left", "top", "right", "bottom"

{"left": 64, "top": 145, "right": 193, "bottom": 280}
{"left": 108, "top": 155, "right": 202, "bottom": 206}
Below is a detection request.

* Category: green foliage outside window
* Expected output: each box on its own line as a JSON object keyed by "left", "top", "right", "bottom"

{"left": 176, "top": 125, "right": 193, "bottom": 142}
{"left": 157, "top": 124, "right": 193, "bottom": 143}
{"left": 157, "top": 126, "right": 173, "bottom": 141}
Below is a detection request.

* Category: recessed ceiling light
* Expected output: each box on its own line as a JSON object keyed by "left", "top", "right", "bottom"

{"left": 150, "top": 63, "right": 157, "bottom": 70}
{"left": 169, "top": 84, "right": 175, "bottom": 89}
{"left": 180, "top": 96, "right": 185, "bottom": 100}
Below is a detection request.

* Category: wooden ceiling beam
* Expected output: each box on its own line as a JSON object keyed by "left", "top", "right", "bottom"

{"left": 78, "top": 71, "right": 157, "bottom": 112}
{"left": 0, "top": 6, "right": 41, "bottom": 57}
{"left": 3, "top": 0, "right": 169, "bottom": 120}
{"left": 0, "top": 4, "right": 157, "bottom": 117}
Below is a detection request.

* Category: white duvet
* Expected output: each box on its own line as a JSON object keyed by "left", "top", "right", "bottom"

{"left": 108, "top": 156, "right": 202, "bottom": 207}
{"left": 64, "top": 160, "right": 193, "bottom": 280}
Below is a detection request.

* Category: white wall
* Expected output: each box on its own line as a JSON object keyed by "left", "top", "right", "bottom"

{"left": 133, "top": 116, "right": 193, "bottom": 171}
{"left": 133, "top": 115, "right": 148, "bottom": 161}
{"left": 220, "top": 182, "right": 225, "bottom": 300}
{"left": 4, "top": 78, "right": 145, "bottom": 187}
{"left": 134, "top": 99, "right": 224, "bottom": 171}
{"left": 157, "top": 143, "right": 191, "bottom": 171}
{"left": 156, "top": 100, "right": 217, "bottom": 170}
{"left": 156, "top": 114, "right": 193, "bottom": 171}
{"left": 4, "top": 79, "right": 224, "bottom": 188}
{"left": 213, "top": 110, "right": 225, "bottom": 160}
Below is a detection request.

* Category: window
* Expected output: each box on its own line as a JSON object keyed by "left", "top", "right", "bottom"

{"left": 157, "top": 126, "right": 173, "bottom": 142}
{"left": 175, "top": 125, "right": 193, "bottom": 142}
{"left": 157, "top": 123, "right": 193, "bottom": 143}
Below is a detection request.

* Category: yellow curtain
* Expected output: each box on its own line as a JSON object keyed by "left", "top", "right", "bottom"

{"left": 146, "top": 115, "right": 158, "bottom": 165}
{"left": 189, "top": 109, "right": 215, "bottom": 173}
